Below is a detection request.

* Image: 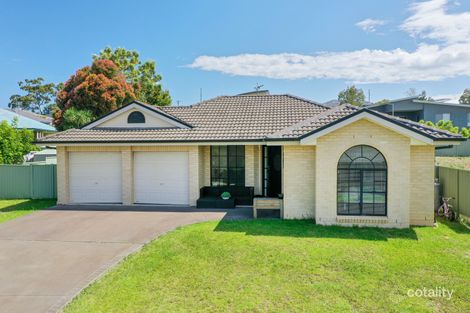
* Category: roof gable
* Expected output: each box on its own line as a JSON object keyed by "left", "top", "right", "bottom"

{"left": 298, "top": 108, "right": 465, "bottom": 145}
{"left": 82, "top": 101, "right": 192, "bottom": 130}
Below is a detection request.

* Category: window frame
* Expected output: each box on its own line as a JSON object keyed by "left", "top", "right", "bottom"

{"left": 127, "top": 111, "right": 146, "bottom": 124}
{"left": 337, "top": 145, "right": 388, "bottom": 217}
{"left": 210, "top": 145, "right": 245, "bottom": 187}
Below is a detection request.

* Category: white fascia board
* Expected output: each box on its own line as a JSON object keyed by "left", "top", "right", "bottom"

{"left": 266, "top": 141, "right": 299, "bottom": 146}
{"left": 83, "top": 103, "right": 190, "bottom": 129}
{"left": 56, "top": 141, "right": 267, "bottom": 147}
{"left": 300, "top": 112, "right": 434, "bottom": 145}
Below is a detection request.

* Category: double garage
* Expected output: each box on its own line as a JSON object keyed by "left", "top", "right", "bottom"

{"left": 68, "top": 151, "right": 190, "bottom": 205}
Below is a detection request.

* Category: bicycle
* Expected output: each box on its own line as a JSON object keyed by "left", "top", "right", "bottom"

{"left": 437, "top": 197, "right": 456, "bottom": 221}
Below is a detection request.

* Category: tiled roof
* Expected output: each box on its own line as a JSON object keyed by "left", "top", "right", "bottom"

{"left": 268, "top": 104, "right": 464, "bottom": 141}
{"left": 268, "top": 104, "right": 358, "bottom": 138}
{"left": 37, "top": 95, "right": 464, "bottom": 143}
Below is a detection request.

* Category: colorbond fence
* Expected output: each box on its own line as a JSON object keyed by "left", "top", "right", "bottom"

{"left": 436, "top": 166, "right": 470, "bottom": 218}
{"left": 435, "top": 139, "right": 470, "bottom": 157}
{"left": 0, "top": 164, "right": 56, "bottom": 199}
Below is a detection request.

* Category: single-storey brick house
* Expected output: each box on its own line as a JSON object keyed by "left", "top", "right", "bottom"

{"left": 38, "top": 94, "right": 464, "bottom": 228}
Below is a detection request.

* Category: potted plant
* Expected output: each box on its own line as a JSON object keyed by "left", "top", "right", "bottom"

{"left": 221, "top": 191, "right": 231, "bottom": 200}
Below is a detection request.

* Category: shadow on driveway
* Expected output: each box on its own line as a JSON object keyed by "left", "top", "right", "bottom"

{"left": 51, "top": 204, "right": 253, "bottom": 221}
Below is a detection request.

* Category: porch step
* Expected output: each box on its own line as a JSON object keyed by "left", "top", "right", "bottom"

{"left": 253, "top": 198, "right": 283, "bottom": 218}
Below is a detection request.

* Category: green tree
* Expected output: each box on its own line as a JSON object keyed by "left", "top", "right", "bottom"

{"left": 9, "top": 77, "right": 60, "bottom": 114}
{"left": 60, "top": 107, "right": 94, "bottom": 129}
{"left": 338, "top": 85, "right": 365, "bottom": 106}
{"left": 462, "top": 128, "right": 470, "bottom": 138}
{"left": 458, "top": 88, "right": 470, "bottom": 104}
{"left": 375, "top": 99, "right": 390, "bottom": 105}
{"left": 0, "top": 119, "right": 36, "bottom": 164}
{"left": 94, "top": 47, "right": 171, "bottom": 106}
{"left": 53, "top": 59, "right": 136, "bottom": 130}
{"left": 418, "top": 119, "right": 469, "bottom": 138}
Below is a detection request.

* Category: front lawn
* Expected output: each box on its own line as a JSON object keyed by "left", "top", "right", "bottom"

{"left": 65, "top": 220, "right": 469, "bottom": 313}
{"left": 0, "top": 199, "right": 56, "bottom": 224}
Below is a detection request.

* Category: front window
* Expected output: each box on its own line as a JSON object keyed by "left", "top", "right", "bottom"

{"left": 337, "top": 145, "right": 387, "bottom": 216}
{"left": 211, "top": 146, "right": 245, "bottom": 186}
{"left": 436, "top": 113, "right": 450, "bottom": 122}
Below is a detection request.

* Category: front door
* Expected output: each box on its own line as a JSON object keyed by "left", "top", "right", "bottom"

{"left": 263, "top": 146, "right": 282, "bottom": 197}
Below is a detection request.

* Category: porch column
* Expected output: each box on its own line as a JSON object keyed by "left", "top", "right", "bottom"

{"left": 245, "top": 145, "right": 255, "bottom": 187}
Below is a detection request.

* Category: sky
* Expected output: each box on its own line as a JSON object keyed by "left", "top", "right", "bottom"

{"left": 1, "top": 0, "right": 470, "bottom": 107}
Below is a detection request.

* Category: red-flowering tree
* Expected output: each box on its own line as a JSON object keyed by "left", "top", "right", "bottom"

{"left": 53, "top": 59, "right": 136, "bottom": 130}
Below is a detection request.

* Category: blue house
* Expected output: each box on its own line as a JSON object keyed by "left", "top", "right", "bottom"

{"left": 0, "top": 108, "right": 56, "bottom": 138}
{"left": 367, "top": 96, "right": 470, "bottom": 129}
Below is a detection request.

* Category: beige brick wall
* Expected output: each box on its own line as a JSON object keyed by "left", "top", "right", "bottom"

{"left": 253, "top": 145, "right": 262, "bottom": 195}
{"left": 57, "top": 145, "right": 201, "bottom": 206}
{"left": 56, "top": 146, "right": 69, "bottom": 204}
{"left": 245, "top": 145, "right": 255, "bottom": 187}
{"left": 283, "top": 146, "right": 316, "bottom": 219}
{"left": 315, "top": 119, "right": 411, "bottom": 228}
{"left": 121, "top": 147, "right": 133, "bottom": 205}
{"left": 410, "top": 145, "right": 435, "bottom": 226}
{"left": 203, "top": 146, "right": 211, "bottom": 186}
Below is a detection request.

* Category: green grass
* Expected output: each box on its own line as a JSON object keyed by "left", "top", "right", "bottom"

{"left": 0, "top": 199, "right": 56, "bottom": 224}
{"left": 65, "top": 220, "right": 470, "bottom": 313}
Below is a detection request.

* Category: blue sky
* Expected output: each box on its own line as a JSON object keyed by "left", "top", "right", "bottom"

{"left": 1, "top": 0, "right": 469, "bottom": 107}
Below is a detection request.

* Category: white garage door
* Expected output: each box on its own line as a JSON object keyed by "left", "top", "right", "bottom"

{"left": 134, "top": 152, "right": 189, "bottom": 205}
{"left": 69, "top": 152, "right": 122, "bottom": 203}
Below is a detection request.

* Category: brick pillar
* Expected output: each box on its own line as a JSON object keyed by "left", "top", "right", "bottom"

{"left": 56, "top": 146, "right": 69, "bottom": 204}
{"left": 245, "top": 145, "right": 255, "bottom": 187}
{"left": 121, "top": 148, "right": 133, "bottom": 205}
{"left": 188, "top": 146, "right": 200, "bottom": 206}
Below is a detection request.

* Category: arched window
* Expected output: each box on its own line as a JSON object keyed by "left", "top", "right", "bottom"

{"left": 127, "top": 111, "right": 145, "bottom": 124}
{"left": 337, "top": 145, "right": 387, "bottom": 216}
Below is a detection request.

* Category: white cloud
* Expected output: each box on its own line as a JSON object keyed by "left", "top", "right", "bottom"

{"left": 189, "top": 0, "right": 470, "bottom": 83}
{"left": 356, "top": 18, "right": 386, "bottom": 32}
{"left": 401, "top": 0, "right": 470, "bottom": 44}
{"left": 432, "top": 93, "right": 462, "bottom": 103}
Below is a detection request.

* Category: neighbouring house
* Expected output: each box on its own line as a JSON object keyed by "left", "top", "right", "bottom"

{"left": 0, "top": 108, "right": 56, "bottom": 138}
{"left": 8, "top": 108, "right": 54, "bottom": 126}
{"left": 37, "top": 94, "right": 464, "bottom": 228}
{"left": 367, "top": 96, "right": 470, "bottom": 128}
{"left": 28, "top": 148, "right": 57, "bottom": 164}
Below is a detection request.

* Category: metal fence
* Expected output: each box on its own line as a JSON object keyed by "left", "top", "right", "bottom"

{"left": 436, "top": 139, "right": 470, "bottom": 157}
{"left": 0, "top": 164, "right": 56, "bottom": 199}
{"left": 435, "top": 166, "right": 470, "bottom": 218}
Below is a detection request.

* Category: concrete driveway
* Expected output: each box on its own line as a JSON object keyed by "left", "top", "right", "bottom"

{"left": 0, "top": 205, "right": 250, "bottom": 313}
